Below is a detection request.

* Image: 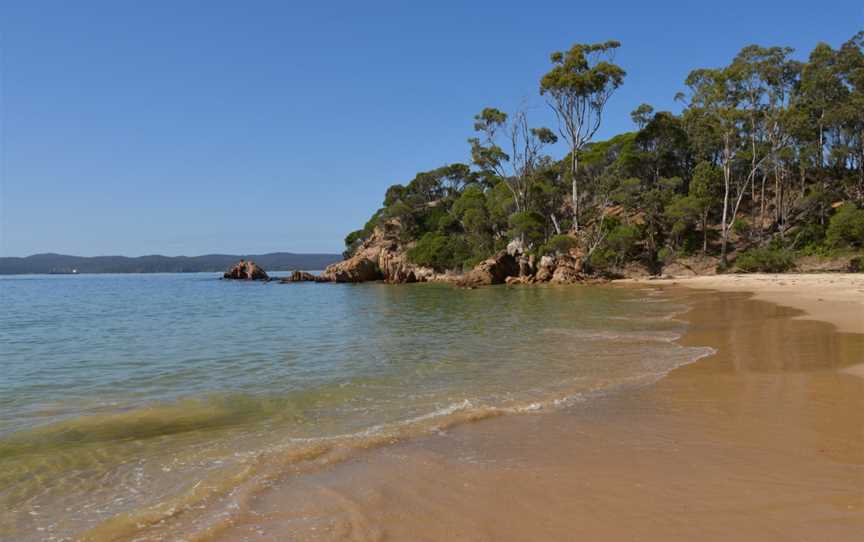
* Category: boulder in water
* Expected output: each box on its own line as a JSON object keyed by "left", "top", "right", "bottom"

{"left": 223, "top": 260, "right": 269, "bottom": 280}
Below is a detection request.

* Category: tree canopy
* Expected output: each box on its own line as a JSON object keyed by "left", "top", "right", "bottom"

{"left": 343, "top": 34, "right": 864, "bottom": 275}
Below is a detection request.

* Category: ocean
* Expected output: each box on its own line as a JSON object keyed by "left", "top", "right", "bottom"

{"left": 0, "top": 273, "right": 712, "bottom": 540}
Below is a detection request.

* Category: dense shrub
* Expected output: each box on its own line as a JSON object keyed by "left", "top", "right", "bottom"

{"left": 587, "top": 224, "right": 641, "bottom": 272}
{"left": 343, "top": 229, "right": 367, "bottom": 258}
{"left": 407, "top": 233, "right": 472, "bottom": 271}
{"left": 735, "top": 247, "right": 795, "bottom": 273}
{"left": 792, "top": 223, "right": 827, "bottom": 251}
{"left": 826, "top": 204, "right": 864, "bottom": 248}
{"left": 508, "top": 211, "right": 546, "bottom": 246}
{"left": 732, "top": 217, "right": 751, "bottom": 238}
{"left": 539, "top": 234, "right": 578, "bottom": 256}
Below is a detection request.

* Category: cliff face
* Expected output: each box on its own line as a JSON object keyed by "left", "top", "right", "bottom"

{"left": 320, "top": 222, "right": 437, "bottom": 284}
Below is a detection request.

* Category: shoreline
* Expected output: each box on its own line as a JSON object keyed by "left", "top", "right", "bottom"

{"left": 196, "top": 282, "right": 864, "bottom": 541}
{"left": 621, "top": 273, "right": 864, "bottom": 379}
{"left": 617, "top": 272, "right": 864, "bottom": 334}
{"left": 13, "top": 277, "right": 861, "bottom": 540}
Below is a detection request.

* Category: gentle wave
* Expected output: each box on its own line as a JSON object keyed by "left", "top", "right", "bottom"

{"left": 542, "top": 327, "right": 683, "bottom": 343}
{"left": 0, "top": 275, "right": 716, "bottom": 541}
{"left": 75, "top": 343, "right": 716, "bottom": 541}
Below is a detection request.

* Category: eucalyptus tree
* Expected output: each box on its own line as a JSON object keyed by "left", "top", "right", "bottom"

{"left": 635, "top": 111, "right": 692, "bottom": 186}
{"left": 798, "top": 43, "right": 847, "bottom": 172}
{"left": 540, "top": 41, "right": 626, "bottom": 230}
{"left": 835, "top": 32, "right": 864, "bottom": 201}
{"left": 728, "top": 45, "right": 801, "bottom": 236}
{"left": 680, "top": 67, "right": 745, "bottom": 266}
{"left": 630, "top": 103, "right": 654, "bottom": 130}
{"left": 728, "top": 46, "right": 771, "bottom": 232}
{"left": 689, "top": 161, "right": 722, "bottom": 254}
{"left": 468, "top": 107, "right": 557, "bottom": 216}
{"left": 758, "top": 47, "right": 801, "bottom": 232}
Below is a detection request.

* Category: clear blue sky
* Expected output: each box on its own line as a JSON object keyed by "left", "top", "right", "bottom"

{"left": 1, "top": 1, "right": 861, "bottom": 256}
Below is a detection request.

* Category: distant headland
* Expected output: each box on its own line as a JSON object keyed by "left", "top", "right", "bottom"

{"left": 0, "top": 253, "right": 341, "bottom": 275}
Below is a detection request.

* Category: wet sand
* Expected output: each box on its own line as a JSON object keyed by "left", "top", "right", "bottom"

{"left": 188, "top": 284, "right": 863, "bottom": 541}
{"left": 630, "top": 273, "right": 864, "bottom": 334}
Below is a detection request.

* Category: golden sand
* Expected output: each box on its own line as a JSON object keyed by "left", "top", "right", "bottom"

{"left": 627, "top": 273, "right": 864, "bottom": 334}
{"left": 117, "top": 278, "right": 864, "bottom": 541}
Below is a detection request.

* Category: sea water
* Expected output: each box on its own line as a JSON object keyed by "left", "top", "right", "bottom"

{"left": 0, "top": 273, "right": 712, "bottom": 540}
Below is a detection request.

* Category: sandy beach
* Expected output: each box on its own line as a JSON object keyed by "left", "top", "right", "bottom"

{"left": 629, "top": 273, "right": 864, "bottom": 378}
{"left": 626, "top": 273, "right": 864, "bottom": 335}
{"left": 188, "top": 275, "right": 864, "bottom": 541}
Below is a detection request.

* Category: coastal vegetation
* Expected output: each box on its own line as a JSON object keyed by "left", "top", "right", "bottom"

{"left": 342, "top": 34, "right": 864, "bottom": 277}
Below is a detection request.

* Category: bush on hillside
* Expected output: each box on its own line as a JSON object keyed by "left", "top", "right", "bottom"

{"left": 826, "top": 204, "right": 864, "bottom": 249}
{"left": 508, "top": 211, "right": 546, "bottom": 247}
{"left": 735, "top": 247, "right": 795, "bottom": 273}
{"left": 539, "top": 234, "right": 578, "bottom": 256}
{"left": 407, "top": 232, "right": 472, "bottom": 272}
{"left": 587, "top": 223, "right": 641, "bottom": 273}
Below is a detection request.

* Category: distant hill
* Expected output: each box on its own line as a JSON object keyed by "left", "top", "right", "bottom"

{"left": 0, "top": 252, "right": 342, "bottom": 275}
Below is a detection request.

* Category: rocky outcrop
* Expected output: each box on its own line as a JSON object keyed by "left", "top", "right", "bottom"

{"left": 223, "top": 260, "right": 269, "bottom": 280}
{"left": 318, "top": 221, "right": 435, "bottom": 284}
{"left": 535, "top": 255, "right": 556, "bottom": 282}
{"left": 322, "top": 254, "right": 384, "bottom": 282}
{"left": 291, "top": 219, "right": 603, "bottom": 287}
{"left": 550, "top": 262, "right": 583, "bottom": 284}
{"left": 280, "top": 270, "right": 324, "bottom": 283}
{"left": 457, "top": 251, "right": 520, "bottom": 287}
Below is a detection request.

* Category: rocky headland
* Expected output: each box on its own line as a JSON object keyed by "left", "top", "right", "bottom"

{"left": 275, "top": 220, "right": 602, "bottom": 287}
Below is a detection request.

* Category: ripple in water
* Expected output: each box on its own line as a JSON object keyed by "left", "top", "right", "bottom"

{"left": 0, "top": 273, "right": 711, "bottom": 540}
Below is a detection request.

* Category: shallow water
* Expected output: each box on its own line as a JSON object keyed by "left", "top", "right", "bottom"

{"left": 0, "top": 273, "right": 711, "bottom": 540}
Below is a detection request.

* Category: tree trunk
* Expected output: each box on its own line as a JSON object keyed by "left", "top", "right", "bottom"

{"left": 759, "top": 173, "right": 767, "bottom": 241}
{"left": 720, "top": 137, "right": 732, "bottom": 268}
{"left": 551, "top": 213, "right": 561, "bottom": 235}
{"left": 571, "top": 150, "right": 580, "bottom": 231}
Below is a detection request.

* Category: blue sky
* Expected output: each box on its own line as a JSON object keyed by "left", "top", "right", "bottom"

{"left": 1, "top": 1, "right": 861, "bottom": 256}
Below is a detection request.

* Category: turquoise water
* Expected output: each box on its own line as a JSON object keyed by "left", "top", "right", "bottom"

{"left": 0, "top": 273, "right": 710, "bottom": 540}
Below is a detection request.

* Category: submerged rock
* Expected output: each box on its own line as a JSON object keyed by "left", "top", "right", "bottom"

{"left": 223, "top": 260, "right": 269, "bottom": 280}
{"left": 280, "top": 270, "right": 322, "bottom": 283}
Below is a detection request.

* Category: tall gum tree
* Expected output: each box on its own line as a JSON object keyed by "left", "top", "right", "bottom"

{"left": 540, "top": 41, "right": 626, "bottom": 231}
{"left": 680, "top": 67, "right": 746, "bottom": 267}
{"left": 468, "top": 107, "right": 557, "bottom": 215}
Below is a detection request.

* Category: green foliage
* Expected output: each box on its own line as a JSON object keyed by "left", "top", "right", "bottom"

{"left": 343, "top": 229, "right": 367, "bottom": 258}
{"left": 540, "top": 41, "right": 626, "bottom": 100}
{"left": 732, "top": 217, "right": 751, "bottom": 237}
{"left": 539, "top": 234, "right": 578, "bottom": 256}
{"left": 630, "top": 103, "right": 654, "bottom": 129}
{"left": 383, "top": 184, "right": 407, "bottom": 206}
{"left": 735, "top": 247, "right": 795, "bottom": 273}
{"left": 657, "top": 246, "right": 674, "bottom": 264}
{"left": 407, "top": 233, "right": 472, "bottom": 272}
{"left": 341, "top": 32, "right": 864, "bottom": 278}
{"left": 508, "top": 211, "right": 546, "bottom": 246}
{"left": 792, "top": 223, "right": 827, "bottom": 251}
{"left": 826, "top": 204, "right": 864, "bottom": 248}
{"left": 588, "top": 223, "right": 640, "bottom": 272}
